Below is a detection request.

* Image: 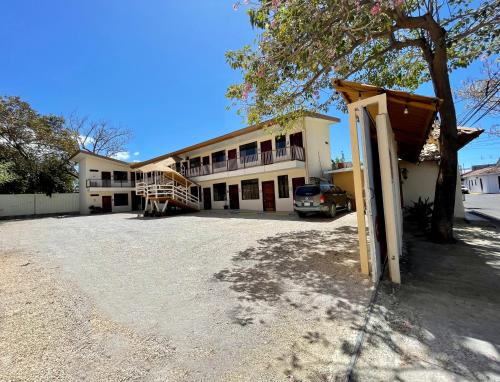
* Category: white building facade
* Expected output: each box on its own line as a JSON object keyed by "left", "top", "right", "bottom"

{"left": 71, "top": 152, "right": 139, "bottom": 214}
{"left": 463, "top": 164, "right": 500, "bottom": 194}
{"left": 72, "top": 113, "right": 339, "bottom": 214}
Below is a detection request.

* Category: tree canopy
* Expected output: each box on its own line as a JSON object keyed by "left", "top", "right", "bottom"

{"left": 227, "top": 0, "right": 499, "bottom": 125}
{"left": 0, "top": 96, "right": 78, "bottom": 195}
{"left": 227, "top": 0, "right": 499, "bottom": 242}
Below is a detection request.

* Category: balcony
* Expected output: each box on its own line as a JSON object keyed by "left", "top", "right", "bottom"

{"left": 86, "top": 179, "right": 136, "bottom": 188}
{"left": 183, "top": 145, "right": 305, "bottom": 180}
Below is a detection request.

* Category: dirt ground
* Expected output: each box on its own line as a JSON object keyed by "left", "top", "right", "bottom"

{"left": 0, "top": 211, "right": 372, "bottom": 382}
{"left": 353, "top": 221, "right": 500, "bottom": 381}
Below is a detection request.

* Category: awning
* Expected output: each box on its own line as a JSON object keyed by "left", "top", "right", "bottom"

{"left": 333, "top": 79, "right": 442, "bottom": 162}
{"left": 136, "top": 157, "right": 194, "bottom": 186}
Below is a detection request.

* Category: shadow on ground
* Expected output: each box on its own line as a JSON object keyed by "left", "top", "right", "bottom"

{"left": 351, "top": 222, "right": 500, "bottom": 381}
{"left": 214, "top": 225, "right": 373, "bottom": 381}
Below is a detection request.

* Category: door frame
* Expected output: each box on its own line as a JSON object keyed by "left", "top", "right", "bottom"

{"left": 261, "top": 180, "right": 276, "bottom": 212}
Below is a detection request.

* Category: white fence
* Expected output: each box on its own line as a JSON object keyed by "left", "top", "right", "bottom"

{"left": 0, "top": 193, "right": 79, "bottom": 217}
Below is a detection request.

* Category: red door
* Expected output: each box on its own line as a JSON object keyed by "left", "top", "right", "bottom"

{"left": 228, "top": 149, "right": 237, "bottom": 171}
{"left": 262, "top": 181, "right": 276, "bottom": 211}
{"left": 290, "top": 132, "right": 304, "bottom": 160}
{"left": 228, "top": 184, "right": 240, "bottom": 209}
{"left": 102, "top": 196, "right": 112, "bottom": 213}
{"left": 260, "top": 140, "right": 273, "bottom": 165}
{"left": 292, "top": 177, "right": 306, "bottom": 197}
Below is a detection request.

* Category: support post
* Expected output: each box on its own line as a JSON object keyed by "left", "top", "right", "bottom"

{"left": 348, "top": 104, "right": 370, "bottom": 275}
{"left": 375, "top": 113, "right": 401, "bottom": 284}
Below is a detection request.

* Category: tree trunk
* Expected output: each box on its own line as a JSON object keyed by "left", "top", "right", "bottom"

{"left": 428, "top": 37, "right": 459, "bottom": 243}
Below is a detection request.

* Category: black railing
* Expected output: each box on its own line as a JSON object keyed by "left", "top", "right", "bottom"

{"left": 183, "top": 145, "right": 305, "bottom": 178}
{"left": 86, "top": 179, "right": 135, "bottom": 188}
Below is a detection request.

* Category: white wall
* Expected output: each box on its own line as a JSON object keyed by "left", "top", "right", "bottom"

{"left": 304, "top": 116, "right": 332, "bottom": 178}
{"left": 400, "top": 160, "right": 464, "bottom": 218}
{"left": 464, "top": 173, "right": 500, "bottom": 194}
{"left": 197, "top": 168, "right": 307, "bottom": 212}
{"left": 0, "top": 193, "right": 79, "bottom": 217}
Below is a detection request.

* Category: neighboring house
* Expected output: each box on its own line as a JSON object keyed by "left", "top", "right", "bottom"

{"left": 70, "top": 151, "right": 140, "bottom": 214}
{"left": 462, "top": 161, "right": 500, "bottom": 193}
{"left": 72, "top": 112, "right": 339, "bottom": 214}
{"left": 399, "top": 126, "right": 482, "bottom": 218}
{"left": 130, "top": 112, "right": 339, "bottom": 212}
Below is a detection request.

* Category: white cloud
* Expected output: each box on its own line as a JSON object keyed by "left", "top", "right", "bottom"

{"left": 78, "top": 135, "right": 95, "bottom": 145}
{"left": 132, "top": 159, "right": 140, "bottom": 163}
{"left": 133, "top": 151, "right": 140, "bottom": 156}
{"left": 112, "top": 151, "right": 131, "bottom": 161}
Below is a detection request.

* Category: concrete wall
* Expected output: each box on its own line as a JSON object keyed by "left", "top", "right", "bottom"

{"left": 197, "top": 168, "right": 307, "bottom": 212}
{"left": 464, "top": 173, "right": 500, "bottom": 194}
{"left": 0, "top": 193, "right": 79, "bottom": 217}
{"left": 304, "top": 116, "right": 332, "bottom": 178}
{"left": 330, "top": 169, "right": 363, "bottom": 197}
{"left": 400, "top": 160, "right": 464, "bottom": 218}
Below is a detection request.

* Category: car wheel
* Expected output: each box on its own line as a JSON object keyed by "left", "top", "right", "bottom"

{"left": 329, "top": 203, "right": 337, "bottom": 218}
{"left": 347, "top": 199, "right": 352, "bottom": 212}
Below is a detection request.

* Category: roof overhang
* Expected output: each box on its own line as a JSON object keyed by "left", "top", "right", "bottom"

{"left": 130, "top": 111, "right": 340, "bottom": 169}
{"left": 69, "top": 150, "right": 131, "bottom": 166}
{"left": 333, "top": 79, "right": 442, "bottom": 162}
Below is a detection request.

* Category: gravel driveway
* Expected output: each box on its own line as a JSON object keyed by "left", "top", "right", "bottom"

{"left": 0, "top": 211, "right": 372, "bottom": 382}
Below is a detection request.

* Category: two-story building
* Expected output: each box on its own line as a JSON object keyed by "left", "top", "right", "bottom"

{"left": 130, "top": 112, "right": 339, "bottom": 212}
{"left": 72, "top": 112, "right": 339, "bottom": 214}
{"left": 70, "top": 151, "right": 140, "bottom": 214}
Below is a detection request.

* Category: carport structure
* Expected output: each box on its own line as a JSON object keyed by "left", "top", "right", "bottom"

{"left": 333, "top": 80, "right": 441, "bottom": 283}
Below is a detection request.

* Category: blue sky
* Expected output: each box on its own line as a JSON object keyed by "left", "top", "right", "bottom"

{"left": 1, "top": 0, "right": 498, "bottom": 169}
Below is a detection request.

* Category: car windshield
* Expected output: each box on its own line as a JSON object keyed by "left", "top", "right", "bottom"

{"left": 295, "top": 185, "right": 320, "bottom": 196}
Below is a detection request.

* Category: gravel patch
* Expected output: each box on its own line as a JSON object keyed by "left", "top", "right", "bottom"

{"left": 0, "top": 211, "right": 372, "bottom": 381}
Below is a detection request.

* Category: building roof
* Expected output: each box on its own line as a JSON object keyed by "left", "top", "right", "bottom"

{"left": 130, "top": 112, "right": 340, "bottom": 169}
{"left": 69, "top": 150, "right": 131, "bottom": 166}
{"left": 419, "top": 124, "right": 483, "bottom": 162}
{"left": 333, "top": 79, "right": 441, "bottom": 163}
{"left": 462, "top": 164, "right": 500, "bottom": 178}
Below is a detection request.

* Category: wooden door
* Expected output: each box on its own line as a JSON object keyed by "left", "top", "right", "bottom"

{"left": 102, "top": 171, "right": 111, "bottom": 187}
{"left": 228, "top": 184, "right": 239, "bottom": 209}
{"left": 102, "top": 196, "right": 112, "bottom": 212}
{"left": 228, "top": 149, "right": 237, "bottom": 171}
{"left": 290, "top": 132, "right": 304, "bottom": 160}
{"left": 262, "top": 181, "right": 276, "bottom": 211}
{"left": 202, "top": 156, "right": 210, "bottom": 175}
{"left": 260, "top": 140, "right": 273, "bottom": 165}
{"left": 292, "top": 177, "right": 306, "bottom": 197}
{"left": 203, "top": 187, "right": 212, "bottom": 210}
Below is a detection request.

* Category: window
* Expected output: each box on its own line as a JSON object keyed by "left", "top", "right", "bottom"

{"left": 498, "top": 176, "right": 500, "bottom": 189}
{"left": 240, "top": 142, "right": 258, "bottom": 163}
{"left": 113, "top": 171, "right": 128, "bottom": 181}
{"left": 213, "top": 183, "right": 227, "bottom": 201}
{"left": 89, "top": 169, "right": 99, "bottom": 172}
{"left": 241, "top": 179, "right": 259, "bottom": 200}
{"left": 275, "top": 135, "right": 286, "bottom": 149}
{"left": 277, "top": 175, "right": 289, "bottom": 198}
{"left": 212, "top": 150, "right": 226, "bottom": 163}
{"left": 189, "top": 157, "right": 201, "bottom": 168}
{"left": 190, "top": 186, "right": 199, "bottom": 198}
{"left": 114, "top": 193, "right": 128, "bottom": 206}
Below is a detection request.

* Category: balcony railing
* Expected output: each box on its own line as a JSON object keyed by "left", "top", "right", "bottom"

{"left": 86, "top": 179, "right": 135, "bottom": 188}
{"left": 183, "top": 145, "right": 305, "bottom": 178}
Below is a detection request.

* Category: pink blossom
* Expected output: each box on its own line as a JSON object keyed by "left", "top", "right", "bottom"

{"left": 243, "top": 0, "right": 249, "bottom": 4}
{"left": 257, "top": 66, "right": 265, "bottom": 78}
{"left": 232, "top": 2, "right": 239, "bottom": 11}
{"left": 272, "top": 0, "right": 281, "bottom": 8}
{"left": 370, "top": 2, "right": 381, "bottom": 15}
{"left": 244, "top": 82, "right": 253, "bottom": 92}
{"left": 355, "top": 0, "right": 361, "bottom": 10}
{"left": 394, "top": 0, "right": 404, "bottom": 6}
{"left": 271, "top": 18, "right": 278, "bottom": 29}
{"left": 313, "top": 90, "right": 320, "bottom": 99}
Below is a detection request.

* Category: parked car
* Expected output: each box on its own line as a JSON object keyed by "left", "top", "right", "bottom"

{"left": 294, "top": 182, "right": 352, "bottom": 218}
{"left": 461, "top": 185, "right": 469, "bottom": 194}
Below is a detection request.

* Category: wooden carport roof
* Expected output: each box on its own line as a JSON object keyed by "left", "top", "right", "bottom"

{"left": 333, "top": 79, "right": 442, "bottom": 163}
